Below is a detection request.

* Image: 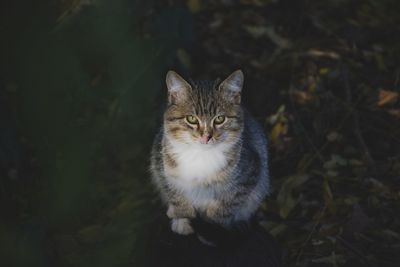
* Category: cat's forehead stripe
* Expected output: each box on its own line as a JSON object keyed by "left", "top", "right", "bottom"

{"left": 191, "top": 83, "right": 219, "bottom": 116}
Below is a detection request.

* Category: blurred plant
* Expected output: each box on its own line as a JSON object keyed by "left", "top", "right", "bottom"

{"left": 1, "top": 0, "right": 192, "bottom": 266}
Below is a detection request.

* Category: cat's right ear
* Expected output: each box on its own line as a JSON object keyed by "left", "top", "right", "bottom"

{"left": 166, "top": 71, "right": 191, "bottom": 104}
{"left": 219, "top": 70, "right": 244, "bottom": 104}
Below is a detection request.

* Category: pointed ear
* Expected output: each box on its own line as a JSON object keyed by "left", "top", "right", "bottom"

{"left": 219, "top": 70, "right": 244, "bottom": 104}
{"left": 166, "top": 71, "right": 191, "bottom": 104}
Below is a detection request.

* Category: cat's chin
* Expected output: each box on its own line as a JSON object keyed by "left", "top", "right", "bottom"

{"left": 177, "top": 138, "right": 218, "bottom": 146}
{"left": 197, "top": 140, "right": 215, "bottom": 145}
{"left": 182, "top": 141, "right": 220, "bottom": 149}
{"left": 194, "top": 140, "right": 218, "bottom": 146}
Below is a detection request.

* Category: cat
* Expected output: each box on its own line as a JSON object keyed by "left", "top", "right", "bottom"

{"left": 150, "top": 70, "right": 270, "bottom": 235}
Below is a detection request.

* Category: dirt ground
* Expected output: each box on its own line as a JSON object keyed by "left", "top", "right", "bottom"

{"left": 1, "top": 0, "right": 399, "bottom": 266}
{"left": 187, "top": 0, "right": 400, "bottom": 266}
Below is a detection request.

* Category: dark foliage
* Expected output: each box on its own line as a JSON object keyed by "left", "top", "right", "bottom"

{"left": 1, "top": 0, "right": 399, "bottom": 266}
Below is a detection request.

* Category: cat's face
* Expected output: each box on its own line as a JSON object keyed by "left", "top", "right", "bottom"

{"left": 164, "top": 70, "right": 244, "bottom": 146}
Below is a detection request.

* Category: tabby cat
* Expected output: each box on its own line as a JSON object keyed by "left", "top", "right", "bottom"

{"left": 150, "top": 70, "right": 270, "bottom": 235}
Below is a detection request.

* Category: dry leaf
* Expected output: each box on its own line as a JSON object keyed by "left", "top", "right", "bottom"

{"left": 270, "top": 122, "right": 285, "bottom": 142}
{"left": 268, "top": 105, "right": 288, "bottom": 143}
{"left": 324, "top": 154, "right": 347, "bottom": 170}
{"left": 277, "top": 175, "right": 309, "bottom": 218}
{"left": 243, "top": 25, "right": 269, "bottom": 39}
{"left": 187, "top": 0, "right": 201, "bottom": 13}
{"left": 377, "top": 89, "right": 399, "bottom": 106}
{"left": 176, "top": 48, "right": 192, "bottom": 70}
{"left": 243, "top": 25, "right": 291, "bottom": 48}
{"left": 312, "top": 252, "right": 346, "bottom": 266}
{"left": 267, "top": 105, "right": 286, "bottom": 125}
{"left": 290, "top": 89, "right": 315, "bottom": 105}
{"left": 323, "top": 178, "right": 333, "bottom": 203}
{"left": 327, "top": 131, "right": 339, "bottom": 142}
{"left": 57, "top": 0, "right": 96, "bottom": 23}
{"left": 387, "top": 109, "right": 400, "bottom": 118}
{"left": 319, "top": 68, "right": 330, "bottom": 75}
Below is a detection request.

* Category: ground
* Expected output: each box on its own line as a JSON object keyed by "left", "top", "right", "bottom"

{"left": 1, "top": 0, "right": 399, "bottom": 266}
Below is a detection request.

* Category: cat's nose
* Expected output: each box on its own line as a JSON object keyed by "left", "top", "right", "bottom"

{"left": 200, "top": 134, "right": 212, "bottom": 144}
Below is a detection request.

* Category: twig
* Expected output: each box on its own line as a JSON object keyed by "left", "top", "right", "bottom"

{"left": 297, "top": 49, "right": 341, "bottom": 60}
{"left": 341, "top": 67, "right": 375, "bottom": 170}
{"left": 394, "top": 68, "right": 400, "bottom": 91}
{"left": 289, "top": 85, "right": 325, "bottom": 163}
{"left": 336, "top": 236, "right": 376, "bottom": 267}
{"left": 288, "top": 53, "right": 325, "bottom": 167}
{"left": 295, "top": 205, "right": 327, "bottom": 265}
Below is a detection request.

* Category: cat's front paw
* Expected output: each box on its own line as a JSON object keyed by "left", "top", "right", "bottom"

{"left": 167, "top": 204, "right": 195, "bottom": 219}
{"left": 171, "top": 218, "right": 194, "bottom": 235}
{"left": 166, "top": 205, "right": 176, "bottom": 219}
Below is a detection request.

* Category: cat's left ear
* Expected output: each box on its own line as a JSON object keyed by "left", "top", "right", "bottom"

{"left": 219, "top": 70, "right": 244, "bottom": 104}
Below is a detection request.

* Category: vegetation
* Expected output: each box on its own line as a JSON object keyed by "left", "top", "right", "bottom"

{"left": 1, "top": 0, "right": 399, "bottom": 266}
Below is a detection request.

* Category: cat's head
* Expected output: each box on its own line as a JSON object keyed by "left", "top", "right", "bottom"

{"left": 163, "top": 70, "right": 244, "bottom": 146}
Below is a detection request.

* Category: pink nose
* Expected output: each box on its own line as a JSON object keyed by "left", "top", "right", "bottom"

{"left": 200, "top": 134, "right": 212, "bottom": 144}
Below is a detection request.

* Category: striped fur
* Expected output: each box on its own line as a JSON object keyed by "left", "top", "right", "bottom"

{"left": 150, "top": 70, "right": 270, "bottom": 235}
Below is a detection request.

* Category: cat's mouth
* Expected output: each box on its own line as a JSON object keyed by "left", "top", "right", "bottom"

{"left": 199, "top": 134, "right": 212, "bottom": 144}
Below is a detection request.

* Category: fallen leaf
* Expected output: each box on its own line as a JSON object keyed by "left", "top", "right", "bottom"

{"left": 387, "top": 109, "right": 400, "bottom": 118}
{"left": 90, "top": 73, "right": 104, "bottom": 87}
{"left": 78, "top": 225, "right": 104, "bottom": 244}
{"left": 240, "top": 0, "right": 272, "bottom": 6}
{"left": 323, "top": 178, "right": 333, "bottom": 203}
{"left": 305, "top": 49, "right": 340, "bottom": 59}
{"left": 277, "top": 175, "right": 309, "bottom": 218}
{"left": 243, "top": 25, "right": 291, "bottom": 48}
{"left": 5, "top": 82, "right": 18, "bottom": 92}
{"left": 312, "top": 252, "right": 346, "bottom": 266}
{"left": 326, "top": 131, "right": 339, "bottom": 142}
{"left": 268, "top": 105, "right": 289, "bottom": 143}
{"left": 243, "top": 25, "right": 269, "bottom": 39}
{"left": 187, "top": 0, "right": 201, "bottom": 13}
{"left": 380, "top": 229, "right": 400, "bottom": 241}
{"left": 349, "top": 159, "right": 364, "bottom": 166}
{"left": 324, "top": 154, "right": 348, "bottom": 170}
{"left": 319, "top": 68, "right": 330, "bottom": 75}
{"left": 332, "top": 154, "right": 347, "bottom": 166}
{"left": 269, "top": 223, "right": 288, "bottom": 236}
{"left": 270, "top": 122, "right": 286, "bottom": 142}
{"left": 377, "top": 89, "right": 399, "bottom": 106}
{"left": 267, "top": 105, "right": 286, "bottom": 124}
{"left": 57, "top": 0, "right": 96, "bottom": 23}
{"left": 176, "top": 48, "right": 192, "bottom": 70}
{"left": 290, "top": 89, "right": 316, "bottom": 105}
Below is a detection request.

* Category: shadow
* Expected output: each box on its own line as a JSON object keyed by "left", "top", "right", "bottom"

{"left": 147, "top": 218, "right": 283, "bottom": 267}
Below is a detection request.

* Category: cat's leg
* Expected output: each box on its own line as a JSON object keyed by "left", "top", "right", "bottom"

{"left": 170, "top": 218, "right": 194, "bottom": 235}
{"left": 204, "top": 193, "right": 255, "bottom": 227}
{"left": 168, "top": 207, "right": 195, "bottom": 235}
{"left": 204, "top": 200, "right": 237, "bottom": 226}
{"left": 166, "top": 194, "right": 196, "bottom": 235}
{"left": 205, "top": 178, "right": 261, "bottom": 226}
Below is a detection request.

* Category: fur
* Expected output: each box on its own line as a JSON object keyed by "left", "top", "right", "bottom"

{"left": 150, "top": 70, "right": 270, "bottom": 235}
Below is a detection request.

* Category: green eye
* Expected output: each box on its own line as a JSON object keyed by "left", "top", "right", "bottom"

{"left": 186, "top": 115, "right": 198, "bottom": 124}
{"left": 214, "top": 115, "right": 226, "bottom": 125}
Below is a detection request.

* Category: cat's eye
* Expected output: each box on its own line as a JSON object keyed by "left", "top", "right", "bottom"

{"left": 186, "top": 115, "right": 199, "bottom": 124}
{"left": 214, "top": 115, "right": 226, "bottom": 125}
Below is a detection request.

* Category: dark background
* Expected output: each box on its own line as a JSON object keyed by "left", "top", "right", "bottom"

{"left": 0, "top": 0, "right": 399, "bottom": 266}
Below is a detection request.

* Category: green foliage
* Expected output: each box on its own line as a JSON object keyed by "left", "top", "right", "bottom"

{"left": 1, "top": 0, "right": 192, "bottom": 266}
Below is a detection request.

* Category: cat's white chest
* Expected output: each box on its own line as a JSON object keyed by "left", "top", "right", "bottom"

{"left": 169, "top": 141, "right": 228, "bottom": 182}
